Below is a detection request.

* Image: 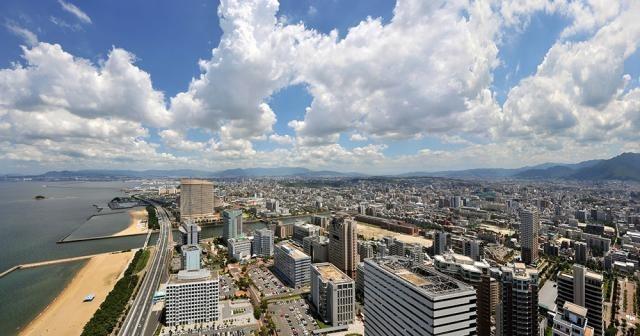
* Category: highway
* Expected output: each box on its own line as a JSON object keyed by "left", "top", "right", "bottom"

{"left": 119, "top": 201, "right": 172, "bottom": 336}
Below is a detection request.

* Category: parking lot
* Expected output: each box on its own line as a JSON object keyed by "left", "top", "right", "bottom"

{"left": 268, "top": 298, "right": 318, "bottom": 336}
{"left": 248, "top": 266, "right": 292, "bottom": 297}
{"left": 220, "top": 274, "right": 238, "bottom": 299}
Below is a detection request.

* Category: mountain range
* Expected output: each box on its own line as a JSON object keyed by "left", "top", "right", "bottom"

{"left": 4, "top": 152, "right": 640, "bottom": 182}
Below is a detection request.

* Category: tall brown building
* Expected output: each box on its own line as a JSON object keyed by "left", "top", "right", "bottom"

{"left": 520, "top": 208, "right": 539, "bottom": 265}
{"left": 499, "top": 263, "right": 539, "bottom": 336}
{"left": 179, "top": 179, "right": 215, "bottom": 223}
{"left": 477, "top": 272, "right": 499, "bottom": 335}
{"left": 328, "top": 217, "right": 358, "bottom": 278}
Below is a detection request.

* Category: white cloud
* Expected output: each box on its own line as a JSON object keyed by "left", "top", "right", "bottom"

{"left": 268, "top": 133, "right": 293, "bottom": 145}
{"left": 349, "top": 133, "right": 367, "bottom": 142}
{"left": 158, "top": 129, "right": 207, "bottom": 152}
{"left": 4, "top": 22, "right": 38, "bottom": 46}
{"left": 58, "top": 0, "right": 92, "bottom": 24}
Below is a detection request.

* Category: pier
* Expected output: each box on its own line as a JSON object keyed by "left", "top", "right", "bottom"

{"left": 0, "top": 252, "right": 112, "bottom": 279}
{"left": 57, "top": 231, "right": 151, "bottom": 244}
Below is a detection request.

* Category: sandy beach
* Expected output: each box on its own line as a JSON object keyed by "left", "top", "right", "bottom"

{"left": 113, "top": 208, "right": 149, "bottom": 237}
{"left": 356, "top": 221, "right": 433, "bottom": 248}
{"left": 20, "top": 251, "right": 134, "bottom": 336}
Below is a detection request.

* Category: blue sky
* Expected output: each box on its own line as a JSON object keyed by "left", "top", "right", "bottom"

{"left": 0, "top": 0, "right": 639, "bottom": 174}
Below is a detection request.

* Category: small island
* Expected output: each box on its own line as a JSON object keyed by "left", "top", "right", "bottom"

{"left": 34, "top": 195, "right": 46, "bottom": 200}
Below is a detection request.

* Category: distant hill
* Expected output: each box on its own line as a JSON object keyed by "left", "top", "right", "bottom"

{"left": 514, "top": 153, "right": 640, "bottom": 181}
{"left": 30, "top": 167, "right": 365, "bottom": 179}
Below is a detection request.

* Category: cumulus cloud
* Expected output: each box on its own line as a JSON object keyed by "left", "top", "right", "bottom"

{"left": 58, "top": 0, "right": 92, "bottom": 24}
{"left": 268, "top": 133, "right": 294, "bottom": 145}
{"left": 158, "top": 129, "right": 207, "bottom": 152}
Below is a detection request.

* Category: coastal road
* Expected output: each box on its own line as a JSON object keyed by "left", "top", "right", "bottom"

{"left": 119, "top": 201, "right": 172, "bottom": 336}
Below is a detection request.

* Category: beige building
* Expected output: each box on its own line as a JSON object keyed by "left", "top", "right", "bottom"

{"left": 311, "top": 263, "right": 355, "bottom": 326}
{"left": 329, "top": 218, "right": 359, "bottom": 278}
{"left": 520, "top": 208, "right": 540, "bottom": 265}
{"left": 180, "top": 179, "right": 215, "bottom": 223}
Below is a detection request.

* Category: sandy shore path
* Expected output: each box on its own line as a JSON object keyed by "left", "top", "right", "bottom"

{"left": 113, "top": 208, "right": 149, "bottom": 237}
{"left": 20, "top": 251, "right": 134, "bottom": 336}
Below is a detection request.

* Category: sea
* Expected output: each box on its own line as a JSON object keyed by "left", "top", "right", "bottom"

{"left": 0, "top": 181, "right": 146, "bottom": 334}
{"left": 0, "top": 180, "right": 273, "bottom": 335}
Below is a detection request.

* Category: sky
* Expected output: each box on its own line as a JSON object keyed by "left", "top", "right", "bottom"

{"left": 0, "top": 0, "right": 639, "bottom": 175}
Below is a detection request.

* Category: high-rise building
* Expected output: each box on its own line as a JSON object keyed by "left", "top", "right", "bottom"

{"left": 552, "top": 302, "right": 594, "bottom": 336}
{"left": 227, "top": 237, "right": 252, "bottom": 261}
{"left": 222, "top": 209, "right": 243, "bottom": 241}
{"left": 520, "top": 208, "right": 540, "bottom": 265}
{"left": 329, "top": 218, "right": 358, "bottom": 278}
{"left": 433, "top": 231, "right": 450, "bottom": 255}
{"left": 165, "top": 269, "right": 219, "bottom": 326}
{"left": 574, "top": 242, "right": 587, "bottom": 265}
{"left": 179, "top": 179, "right": 215, "bottom": 222}
{"left": 464, "top": 239, "right": 483, "bottom": 261}
{"left": 179, "top": 220, "right": 201, "bottom": 245}
{"left": 274, "top": 242, "right": 311, "bottom": 288}
{"left": 556, "top": 264, "right": 603, "bottom": 336}
{"left": 310, "top": 263, "right": 355, "bottom": 326}
{"left": 292, "top": 223, "right": 320, "bottom": 245}
{"left": 499, "top": 262, "right": 539, "bottom": 336}
{"left": 355, "top": 262, "right": 365, "bottom": 301}
{"left": 357, "top": 241, "right": 374, "bottom": 261}
{"left": 252, "top": 228, "right": 274, "bottom": 257}
{"left": 364, "top": 256, "right": 477, "bottom": 336}
{"left": 303, "top": 235, "right": 329, "bottom": 263}
{"left": 166, "top": 238, "right": 219, "bottom": 326}
{"left": 477, "top": 272, "right": 499, "bottom": 336}
{"left": 266, "top": 199, "right": 280, "bottom": 213}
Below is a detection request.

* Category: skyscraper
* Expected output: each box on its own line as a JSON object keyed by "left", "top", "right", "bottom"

{"left": 574, "top": 241, "right": 587, "bottom": 265}
{"left": 499, "top": 262, "right": 539, "bottom": 336}
{"left": 179, "top": 220, "right": 201, "bottom": 245}
{"left": 179, "top": 179, "right": 215, "bottom": 222}
{"left": 556, "top": 264, "right": 603, "bottom": 336}
{"left": 222, "top": 209, "right": 243, "bottom": 241}
{"left": 520, "top": 208, "right": 539, "bottom": 265}
{"left": 364, "top": 256, "right": 477, "bottom": 336}
{"left": 328, "top": 217, "right": 358, "bottom": 278}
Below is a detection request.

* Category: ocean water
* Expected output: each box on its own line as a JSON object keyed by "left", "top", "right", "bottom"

{"left": 0, "top": 181, "right": 147, "bottom": 334}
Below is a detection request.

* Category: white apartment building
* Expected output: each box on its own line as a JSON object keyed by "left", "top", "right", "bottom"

{"left": 553, "top": 302, "right": 594, "bottom": 336}
{"left": 165, "top": 269, "right": 219, "bottom": 326}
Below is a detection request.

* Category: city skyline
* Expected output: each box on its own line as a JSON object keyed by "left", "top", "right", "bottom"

{"left": 1, "top": 0, "right": 639, "bottom": 175}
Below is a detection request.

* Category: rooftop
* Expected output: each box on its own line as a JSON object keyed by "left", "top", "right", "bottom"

{"left": 313, "top": 263, "right": 352, "bottom": 283}
{"left": 278, "top": 242, "right": 310, "bottom": 260}
{"left": 371, "top": 256, "right": 474, "bottom": 298}
{"left": 180, "top": 179, "right": 213, "bottom": 185}
{"left": 563, "top": 302, "right": 588, "bottom": 318}
{"left": 170, "top": 269, "right": 218, "bottom": 284}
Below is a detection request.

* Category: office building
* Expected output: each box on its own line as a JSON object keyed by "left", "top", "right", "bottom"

{"left": 520, "top": 208, "right": 540, "bottom": 265}
{"left": 329, "top": 218, "right": 359, "bottom": 278}
{"left": 552, "top": 302, "right": 594, "bottom": 336}
{"left": 499, "top": 262, "right": 539, "bottom": 336}
{"left": 222, "top": 209, "right": 243, "bottom": 241}
{"left": 165, "top": 269, "right": 220, "bottom": 326}
{"left": 556, "top": 264, "right": 603, "bottom": 336}
{"left": 252, "top": 228, "right": 274, "bottom": 257}
{"left": 274, "top": 242, "right": 311, "bottom": 288}
{"left": 433, "top": 231, "right": 450, "bottom": 255}
{"left": 575, "top": 241, "right": 587, "bottom": 265}
{"left": 228, "top": 236, "right": 252, "bottom": 261}
{"left": 179, "top": 220, "right": 201, "bottom": 245}
{"left": 303, "top": 235, "right": 329, "bottom": 263}
{"left": 364, "top": 256, "right": 477, "bottom": 336}
{"left": 179, "top": 179, "right": 215, "bottom": 222}
{"left": 477, "top": 272, "right": 499, "bottom": 336}
{"left": 293, "top": 223, "right": 320, "bottom": 245}
{"left": 181, "top": 244, "right": 202, "bottom": 271}
{"left": 310, "top": 263, "right": 355, "bottom": 326}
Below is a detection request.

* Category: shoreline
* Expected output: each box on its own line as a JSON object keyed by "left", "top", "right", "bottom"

{"left": 19, "top": 251, "right": 135, "bottom": 336}
{"left": 112, "top": 207, "right": 149, "bottom": 237}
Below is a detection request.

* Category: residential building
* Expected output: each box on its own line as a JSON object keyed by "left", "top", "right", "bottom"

{"left": 310, "top": 263, "right": 355, "bottom": 326}
{"left": 575, "top": 241, "right": 587, "bottom": 265}
{"left": 477, "top": 272, "right": 499, "bottom": 336}
{"left": 552, "top": 302, "right": 594, "bottom": 336}
{"left": 499, "top": 262, "right": 539, "bottom": 336}
{"left": 357, "top": 241, "right": 374, "bottom": 261}
{"left": 274, "top": 242, "right": 311, "bottom": 288}
{"left": 556, "top": 264, "right": 603, "bottom": 336}
{"left": 165, "top": 269, "right": 220, "bottom": 326}
{"left": 433, "top": 252, "right": 490, "bottom": 286}
{"left": 179, "top": 179, "right": 215, "bottom": 222}
{"left": 364, "top": 256, "right": 477, "bottom": 336}
{"left": 433, "top": 231, "right": 450, "bottom": 255}
{"left": 329, "top": 218, "right": 359, "bottom": 278}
